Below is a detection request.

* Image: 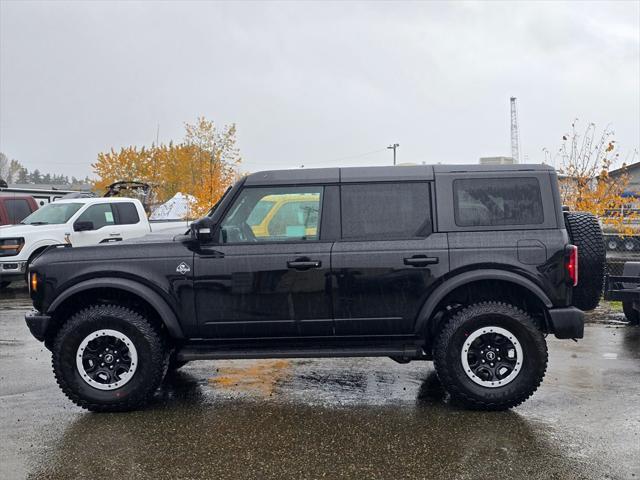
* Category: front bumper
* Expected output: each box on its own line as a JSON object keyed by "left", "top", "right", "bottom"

{"left": 0, "top": 261, "right": 27, "bottom": 283}
{"left": 548, "top": 307, "right": 584, "bottom": 339}
{"left": 25, "top": 310, "right": 51, "bottom": 342}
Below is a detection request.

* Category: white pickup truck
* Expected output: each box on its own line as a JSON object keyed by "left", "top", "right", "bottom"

{"left": 0, "top": 197, "right": 189, "bottom": 288}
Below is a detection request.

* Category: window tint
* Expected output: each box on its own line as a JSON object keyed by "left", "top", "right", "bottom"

{"left": 4, "top": 199, "right": 32, "bottom": 223}
{"left": 220, "top": 187, "right": 323, "bottom": 243}
{"left": 247, "top": 200, "right": 275, "bottom": 226}
{"left": 453, "top": 177, "right": 544, "bottom": 227}
{"left": 76, "top": 204, "right": 115, "bottom": 230}
{"left": 341, "top": 182, "right": 430, "bottom": 240}
{"left": 114, "top": 202, "right": 140, "bottom": 225}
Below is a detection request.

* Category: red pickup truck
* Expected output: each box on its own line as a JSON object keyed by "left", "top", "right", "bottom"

{"left": 0, "top": 195, "right": 39, "bottom": 225}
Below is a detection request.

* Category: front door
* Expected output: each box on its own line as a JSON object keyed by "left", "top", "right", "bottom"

{"left": 332, "top": 181, "right": 449, "bottom": 335}
{"left": 70, "top": 203, "right": 122, "bottom": 247}
{"left": 194, "top": 185, "right": 333, "bottom": 338}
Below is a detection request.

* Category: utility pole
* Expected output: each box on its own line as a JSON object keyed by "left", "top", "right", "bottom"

{"left": 387, "top": 143, "right": 399, "bottom": 165}
{"left": 510, "top": 97, "right": 520, "bottom": 164}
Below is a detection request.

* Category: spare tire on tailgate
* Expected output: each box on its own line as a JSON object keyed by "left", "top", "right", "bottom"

{"left": 564, "top": 212, "right": 606, "bottom": 311}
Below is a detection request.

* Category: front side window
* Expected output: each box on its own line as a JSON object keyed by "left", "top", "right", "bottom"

{"left": 76, "top": 204, "right": 116, "bottom": 230}
{"left": 341, "top": 182, "right": 431, "bottom": 240}
{"left": 453, "top": 177, "right": 544, "bottom": 227}
{"left": 219, "top": 186, "right": 323, "bottom": 243}
{"left": 21, "top": 202, "right": 82, "bottom": 225}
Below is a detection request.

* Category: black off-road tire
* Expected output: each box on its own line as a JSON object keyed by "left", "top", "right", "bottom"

{"left": 564, "top": 212, "right": 605, "bottom": 311}
{"left": 52, "top": 304, "right": 167, "bottom": 412}
{"left": 623, "top": 301, "right": 640, "bottom": 325}
{"left": 433, "top": 301, "right": 548, "bottom": 410}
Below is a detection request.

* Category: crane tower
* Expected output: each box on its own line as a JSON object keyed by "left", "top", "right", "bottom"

{"left": 510, "top": 96, "right": 520, "bottom": 164}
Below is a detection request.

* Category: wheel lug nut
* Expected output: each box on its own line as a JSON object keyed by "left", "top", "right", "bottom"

{"left": 490, "top": 363, "right": 494, "bottom": 367}
{"left": 101, "top": 363, "right": 105, "bottom": 366}
{"left": 482, "top": 360, "right": 485, "bottom": 363}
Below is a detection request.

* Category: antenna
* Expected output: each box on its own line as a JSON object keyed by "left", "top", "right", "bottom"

{"left": 510, "top": 97, "right": 520, "bottom": 163}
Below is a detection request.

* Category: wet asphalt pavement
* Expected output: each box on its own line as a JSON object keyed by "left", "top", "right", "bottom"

{"left": 1, "top": 285, "right": 639, "bottom": 480}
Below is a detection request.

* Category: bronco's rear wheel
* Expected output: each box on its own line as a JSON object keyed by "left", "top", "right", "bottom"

{"left": 564, "top": 212, "right": 605, "bottom": 311}
{"left": 52, "top": 304, "right": 167, "bottom": 412}
{"left": 433, "top": 301, "right": 547, "bottom": 410}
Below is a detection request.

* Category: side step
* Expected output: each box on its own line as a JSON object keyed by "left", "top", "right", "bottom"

{"left": 177, "top": 342, "right": 423, "bottom": 362}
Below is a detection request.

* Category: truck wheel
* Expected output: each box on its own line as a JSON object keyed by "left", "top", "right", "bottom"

{"left": 622, "top": 301, "right": 640, "bottom": 325}
{"left": 52, "top": 304, "right": 167, "bottom": 412}
{"left": 433, "top": 302, "right": 547, "bottom": 410}
{"left": 564, "top": 212, "right": 605, "bottom": 311}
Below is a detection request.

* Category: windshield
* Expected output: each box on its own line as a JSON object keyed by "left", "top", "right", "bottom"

{"left": 206, "top": 185, "right": 234, "bottom": 217}
{"left": 21, "top": 202, "right": 83, "bottom": 225}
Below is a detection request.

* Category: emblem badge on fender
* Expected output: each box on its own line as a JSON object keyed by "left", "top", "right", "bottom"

{"left": 176, "top": 262, "right": 191, "bottom": 275}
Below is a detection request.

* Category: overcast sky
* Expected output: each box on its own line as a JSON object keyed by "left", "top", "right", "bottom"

{"left": 1, "top": 0, "right": 638, "bottom": 179}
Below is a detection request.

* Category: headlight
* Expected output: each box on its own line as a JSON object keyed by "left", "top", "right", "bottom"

{"left": 624, "top": 240, "right": 635, "bottom": 251}
{"left": 0, "top": 238, "right": 25, "bottom": 257}
{"left": 607, "top": 239, "right": 618, "bottom": 250}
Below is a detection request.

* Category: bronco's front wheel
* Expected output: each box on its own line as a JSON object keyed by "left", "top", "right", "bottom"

{"left": 433, "top": 302, "right": 548, "bottom": 410}
{"left": 52, "top": 304, "right": 167, "bottom": 412}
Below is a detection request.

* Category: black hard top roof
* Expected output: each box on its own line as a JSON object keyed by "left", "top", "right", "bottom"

{"left": 244, "top": 164, "right": 554, "bottom": 185}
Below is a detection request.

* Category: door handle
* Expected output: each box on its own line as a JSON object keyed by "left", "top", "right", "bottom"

{"left": 110, "top": 232, "right": 121, "bottom": 236}
{"left": 287, "top": 260, "right": 322, "bottom": 270}
{"left": 403, "top": 255, "right": 439, "bottom": 267}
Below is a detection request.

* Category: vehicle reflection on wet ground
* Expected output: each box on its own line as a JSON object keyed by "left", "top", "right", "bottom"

{"left": 1, "top": 285, "right": 639, "bottom": 479}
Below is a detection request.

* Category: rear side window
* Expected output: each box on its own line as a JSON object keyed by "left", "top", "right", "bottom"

{"left": 341, "top": 182, "right": 431, "bottom": 240}
{"left": 4, "top": 199, "right": 32, "bottom": 223}
{"left": 114, "top": 202, "right": 140, "bottom": 225}
{"left": 453, "top": 177, "right": 544, "bottom": 227}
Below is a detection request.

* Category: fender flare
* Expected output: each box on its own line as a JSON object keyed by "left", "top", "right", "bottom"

{"left": 47, "top": 277, "right": 184, "bottom": 339}
{"left": 414, "top": 269, "right": 553, "bottom": 334}
{"left": 19, "top": 239, "right": 60, "bottom": 263}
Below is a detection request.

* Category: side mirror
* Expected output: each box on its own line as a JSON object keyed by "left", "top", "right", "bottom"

{"left": 190, "top": 217, "right": 215, "bottom": 244}
{"left": 73, "top": 221, "right": 94, "bottom": 232}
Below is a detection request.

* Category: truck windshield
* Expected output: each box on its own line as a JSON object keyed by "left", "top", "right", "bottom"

{"left": 21, "top": 203, "right": 83, "bottom": 225}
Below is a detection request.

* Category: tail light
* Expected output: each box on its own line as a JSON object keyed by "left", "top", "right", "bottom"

{"left": 565, "top": 245, "right": 578, "bottom": 287}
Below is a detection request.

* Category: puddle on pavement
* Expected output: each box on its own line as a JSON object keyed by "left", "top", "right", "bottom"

{"left": 208, "top": 359, "right": 292, "bottom": 396}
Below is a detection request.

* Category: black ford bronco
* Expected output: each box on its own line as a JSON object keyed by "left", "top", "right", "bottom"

{"left": 25, "top": 164, "right": 605, "bottom": 412}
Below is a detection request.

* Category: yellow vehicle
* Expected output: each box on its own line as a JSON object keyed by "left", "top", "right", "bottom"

{"left": 248, "top": 193, "right": 320, "bottom": 239}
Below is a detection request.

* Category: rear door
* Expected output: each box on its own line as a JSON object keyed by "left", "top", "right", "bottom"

{"left": 332, "top": 181, "right": 449, "bottom": 335}
{"left": 112, "top": 201, "right": 148, "bottom": 241}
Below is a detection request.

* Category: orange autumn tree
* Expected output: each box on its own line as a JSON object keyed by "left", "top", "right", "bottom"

{"left": 548, "top": 121, "right": 638, "bottom": 236}
{"left": 93, "top": 117, "right": 241, "bottom": 217}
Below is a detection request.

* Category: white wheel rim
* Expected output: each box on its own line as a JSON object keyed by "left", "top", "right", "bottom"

{"left": 76, "top": 329, "right": 138, "bottom": 390}
{"left": 461, "top": 326, "right": 523, "bottom": 388}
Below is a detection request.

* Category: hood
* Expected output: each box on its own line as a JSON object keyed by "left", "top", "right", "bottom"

{"left": 32, "top": 236, "right": 186, "bottom": 266}
{"left": 0, "top": 223, "right": 65, "bottom": 237}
